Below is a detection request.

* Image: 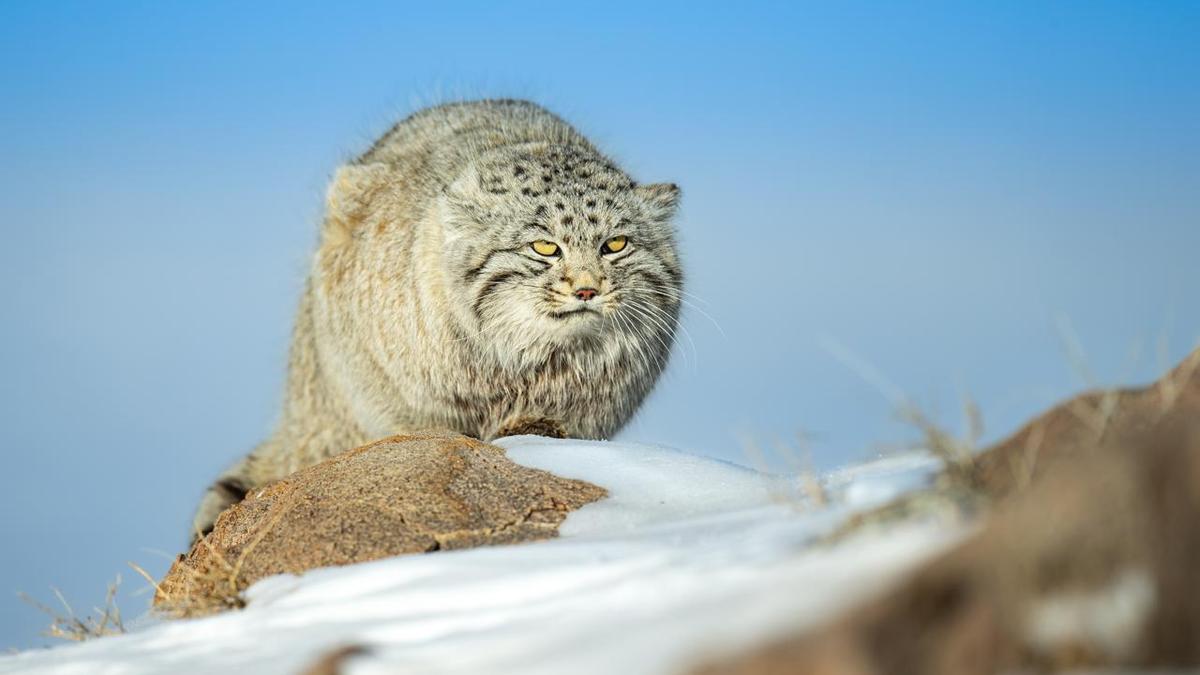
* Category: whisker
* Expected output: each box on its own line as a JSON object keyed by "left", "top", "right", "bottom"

{"left": 610, "top": 305, "right": 662, "bottom": 375}
{"left": 621, "top": 299, "right": 684, "bottom": 371}
{"left": 635, "top": 297, "right": 696, "bottom": 370}
{"left": 621, "top": 283, "right": 725, "bottom": 337}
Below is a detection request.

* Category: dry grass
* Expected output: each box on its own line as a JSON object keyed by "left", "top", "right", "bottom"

{"left": 811, "top": 337, "right": 1006, "bottom": 541}
{"left": 18, "top": 576, "right": 125, "bottom": 642}
{"left": 896, "top": 396, "right": 984, "bottom": 493}
{"left": 820, "top": 330, "right": 1200, "bottom": 547}
{"left": 147, "top": 527, "right": 254, "bottom": 618}
{"left": 819, "top": 335, "right": 986, "bottom": 481}
{"left": 820, "top": 335, "right": 993, "bottom": 493}
{"left": 820, "top": 403, "right": 990, "bottom": 544}
{"left": 739, "top": 393, "right": 991, "bottom": 545}
{"left": 15, "top": 523, "right": 280, "bottom": 640}
{"left": 738, "top": 432, "right": 829, "bottom": 508}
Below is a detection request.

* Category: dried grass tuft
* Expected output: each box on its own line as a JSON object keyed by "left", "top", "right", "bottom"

{"left": 738, "top": 432, "right": 829, "bottom": 508}
{"left": 18, "top": 576, "right": 125, "bottom": 642}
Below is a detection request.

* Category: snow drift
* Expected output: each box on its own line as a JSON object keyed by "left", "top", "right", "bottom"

{"left": 0, "top": 438, "right": 952, "bottom": 675}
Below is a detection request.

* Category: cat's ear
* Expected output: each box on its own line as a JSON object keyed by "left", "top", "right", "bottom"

{"left": 323, "top": 162, "right": 392, "bottom": 245}
{"left": 443, "top": 164, "right": 485, "bottom": 206}
{"left": 440, "top": 164, "right": 489, "bottom": 232}
{"left": 635, "top": 182, "right": 681, "bottom": 222}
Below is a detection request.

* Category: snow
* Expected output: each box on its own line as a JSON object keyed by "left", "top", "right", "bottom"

{"left": 1025, "top": 567, "right": 1156, "bottom": 662}
{"left": 1, "top": 438, "right": 960, "bottom": 675}
{"left": 499, "top": 436, "right": 794, "bottom": 535}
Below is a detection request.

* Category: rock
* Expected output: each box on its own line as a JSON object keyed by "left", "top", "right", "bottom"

{"left": 156, "top": 432, "right": 606, "bottom": 617}
{"left": 973, "top": 347, "right": 1200, "bottom": 500}
{"left": 695, "top": 348, "right": 1200, "bottom": 674}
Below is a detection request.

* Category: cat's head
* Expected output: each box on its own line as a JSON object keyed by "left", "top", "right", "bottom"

{"left": 318, "top": 143, "right": 682, "bottom": 369}
{"left": 436, "top": 143, "right": 683, "bottom": 361}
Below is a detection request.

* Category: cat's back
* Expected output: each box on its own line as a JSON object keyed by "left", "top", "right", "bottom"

{"left": 359, "top": 99, "right": 593, "bottom": 173}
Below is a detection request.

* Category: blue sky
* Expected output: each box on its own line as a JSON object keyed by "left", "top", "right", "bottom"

{"left": 2, "top": 0, "right": 1197, "bottom": 650}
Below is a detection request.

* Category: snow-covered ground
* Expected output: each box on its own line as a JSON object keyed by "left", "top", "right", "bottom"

{"left": 1, "top": 438, "right": 962, "bottom": 675}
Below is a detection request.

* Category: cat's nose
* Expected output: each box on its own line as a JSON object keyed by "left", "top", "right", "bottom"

{"left": 574, "top": 287, "right": 599, "bottom": 302}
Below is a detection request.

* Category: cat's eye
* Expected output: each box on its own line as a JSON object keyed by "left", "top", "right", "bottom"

{"left": 531, "top": 240, "right": 560, "bottom": 257}
{"left": 601, "top": 235, "right": 628, "bottom": 255}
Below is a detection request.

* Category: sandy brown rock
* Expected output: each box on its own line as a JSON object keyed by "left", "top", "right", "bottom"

{"left": 156, "top": 432, "right": 606, "bottom": 616}
{"left": 696, "top": 348, "right": 1200, "bottom": 675}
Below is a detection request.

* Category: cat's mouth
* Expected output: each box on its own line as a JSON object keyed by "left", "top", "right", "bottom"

{"left": 549, "top": 306, "right": 600, "bottom": 320}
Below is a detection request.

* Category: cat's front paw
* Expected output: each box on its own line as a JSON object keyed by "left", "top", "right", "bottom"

{"left": 189, "top": 477, "right": 250, "bottom": 545}
{"left": 490, "top": 416, "right": 567, "bottom": 440}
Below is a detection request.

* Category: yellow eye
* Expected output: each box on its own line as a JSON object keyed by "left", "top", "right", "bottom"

{"left": 602, "top": 235, "right": 628, "bottom": 254}
{"left": 531, "top": 240, "right": 560, "bottom": 256}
